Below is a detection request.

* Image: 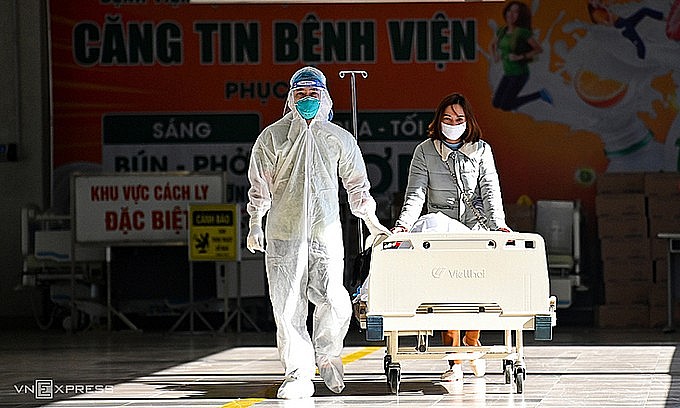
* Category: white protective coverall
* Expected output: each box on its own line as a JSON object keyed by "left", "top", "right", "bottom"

{"left": 246, "top": 66, "right": 388, "bottom": 398}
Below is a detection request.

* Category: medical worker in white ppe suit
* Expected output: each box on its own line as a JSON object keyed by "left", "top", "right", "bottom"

{"left": 246, "top": 66, "right": 390, "bottom": 399}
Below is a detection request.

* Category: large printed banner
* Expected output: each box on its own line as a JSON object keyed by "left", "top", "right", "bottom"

{"left": 50, "top": 1, "right": 680, "bottom": 224}
{"left": 72, "top": 173, "right": 225, "bottom": 244}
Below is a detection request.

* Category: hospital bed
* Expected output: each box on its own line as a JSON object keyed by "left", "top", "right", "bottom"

{"left": 354, "top": 231, "right": 556, "bottom": 394}
{"left": 20, "top": 207, "right": 107, "bottom": 330}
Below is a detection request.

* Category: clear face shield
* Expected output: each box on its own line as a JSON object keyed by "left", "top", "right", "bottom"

{"left": 284, "top": 67, "right": 333, "bottom": 121}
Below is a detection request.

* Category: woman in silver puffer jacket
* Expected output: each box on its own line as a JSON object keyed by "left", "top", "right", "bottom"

{"left": 393, "top": 92, "right": 510, "bottom": 382}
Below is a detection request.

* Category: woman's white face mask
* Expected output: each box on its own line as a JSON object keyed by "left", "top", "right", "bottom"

{"left": 441, "top": 121, "right": 467, "bottom": 141}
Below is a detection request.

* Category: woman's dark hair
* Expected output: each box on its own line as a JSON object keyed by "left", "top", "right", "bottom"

{"left": 504, "top": 1, "right": 532, "bottom": 30}
{"left": 427, "top": 92, "right": 481, "bottom": 144}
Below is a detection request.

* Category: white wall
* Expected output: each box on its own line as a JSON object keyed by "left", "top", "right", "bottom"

{"left": 0, "top": 0, "right": 49, "bottom": 325}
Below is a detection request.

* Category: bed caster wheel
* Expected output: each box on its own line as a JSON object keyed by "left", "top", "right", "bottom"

{"left": 503, "top": 360, "right": 514, "bottom": 384}
{"left": 514, "top": 366, "right": 525, "bottom": 394}
{"left": 383, "top": 355, "right": 391, "bottom": 376}
{"left": 387, "top": 363, "right": 401, "bottom": 394}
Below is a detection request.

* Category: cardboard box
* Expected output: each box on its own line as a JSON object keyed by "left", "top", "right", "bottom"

{"left": 647, "top": 195, "right": 680, "bottom": 219}
{"left": 597, "top": 172, "right": 646, "bottom": 194}
{"left": 649, "top": 305, "right": 667, "bottom": 328}
{"left": 600, "top": 236, "right": 650, "bottom": 261}
{"left": 604, "top": 281, "right": 650, "bottom": 305}
{"left": 602, "top": 258, "right": 652, "bottom": 282}
{"left": 504, "top": 204, "right": 535, "bottom": 232}
{"left": 644, "top": 172, "right": 680, "bottom": 196}
{"left": 654, "top": 258, "right": 669, "bottom": 283}
{"left": 595, "top": 194, "right": 646, "bottom": 218}
{"left": 597, "top": 304, "right": 649, "bottom": 328}
{"left": 597, "top": 216, "right": 647, "bottom": 239}
{"left": 649, "top": 303, "right": 680, "bottom": 328}
{"left": 649, "top": 280, "right": 668, "bottom": 307}
{"left": 648, "top": 215, "right": 680, "bottom": 239}
{"left": 652, "top": 238, "right": 669, "bottom": 262}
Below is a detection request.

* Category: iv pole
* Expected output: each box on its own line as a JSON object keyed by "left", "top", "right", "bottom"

{"left": 339, "top": 70, "right": 369, "bottom": 249}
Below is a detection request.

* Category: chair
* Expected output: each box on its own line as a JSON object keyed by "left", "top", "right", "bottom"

{"left": 535, "top": 200, "right": 581, "bottom": 308}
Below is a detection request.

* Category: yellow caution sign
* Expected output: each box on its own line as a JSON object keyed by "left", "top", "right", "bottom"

{"left": 516, "top": 194, "right": 534, "bottom": 206}
{"left": 188, "top": 203, "right": 240, "bottom": 261}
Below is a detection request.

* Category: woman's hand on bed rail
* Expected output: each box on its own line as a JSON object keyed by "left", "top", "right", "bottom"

{"left": 390, "top": 225, "right": 408, "bottom": 234}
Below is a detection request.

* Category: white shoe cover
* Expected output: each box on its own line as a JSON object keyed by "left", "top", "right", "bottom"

{"left": 470, "top": 357, "right": 486, "bottom": 377}
{"left": 441, "top": 363, "right": 463, "bottom": 382}
{"left": 316, "top": 355, "right": 345, "bottom": 393}
{"left": 277, "top": 371, "right": 314, "bottom": 399}
{"left": 463, "top": 338, "right": 486, "bottom": 377}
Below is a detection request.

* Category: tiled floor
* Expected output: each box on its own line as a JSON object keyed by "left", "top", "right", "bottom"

{"left": 2, "top": 325, "right": 680, "bottom": 407}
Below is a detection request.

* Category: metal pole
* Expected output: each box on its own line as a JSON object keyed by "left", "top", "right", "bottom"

{"left": 106, "top": 246, "right": 112, "bottom": 331}
{"left": 339, "top": 70, "right": 368, "bottom": 250}
{"left": 189, "top": 261, "right": 195, "bottom": 332}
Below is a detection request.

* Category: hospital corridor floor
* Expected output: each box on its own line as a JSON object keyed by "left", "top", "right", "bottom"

{"left": 2, "top": 326, "right": 680, "bottom": 407}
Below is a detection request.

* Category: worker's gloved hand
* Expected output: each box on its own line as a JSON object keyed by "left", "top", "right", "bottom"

{"left": 247, "top": 224, "right": 265, "bottom": 253}
{"left": 497, "top": 227, "right": 511, "bottom": 233}
{"left": 363, "top": 213, "right": 391, "bottom": 237}
{"left": 390, "top": 225, "right": 408, "bottom": 234}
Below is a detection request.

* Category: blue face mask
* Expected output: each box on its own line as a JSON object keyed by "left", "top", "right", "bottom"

{"left": 295, "top": 96, "right": 321, "bottom": 120}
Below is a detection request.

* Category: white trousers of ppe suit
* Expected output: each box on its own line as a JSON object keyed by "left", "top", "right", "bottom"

{"left": 266, "top": 238, "right": 352, "bottom": 393}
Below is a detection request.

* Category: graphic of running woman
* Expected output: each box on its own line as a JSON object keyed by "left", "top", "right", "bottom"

{"left": 587, "top": 0, "right": 664, "bottom": 59}
{"left": 490, "top": 1, "right": 552, "bottom": 112}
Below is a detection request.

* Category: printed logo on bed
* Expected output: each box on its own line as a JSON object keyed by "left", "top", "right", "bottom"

{"left": 431, "top": 267, "right": 486, "bottom": 279}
